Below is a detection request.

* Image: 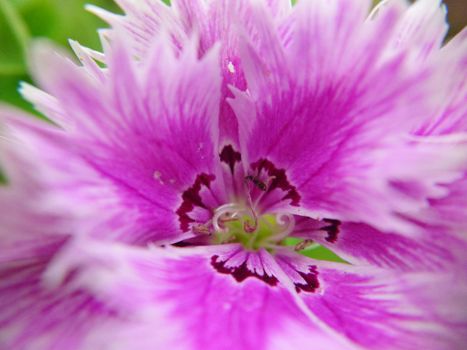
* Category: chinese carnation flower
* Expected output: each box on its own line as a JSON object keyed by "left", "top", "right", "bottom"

{"left": 1, "top": 0, "right": 467, "bottom": 349}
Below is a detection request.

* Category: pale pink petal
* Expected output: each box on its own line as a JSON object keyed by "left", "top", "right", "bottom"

{"left": 0, "top": 238, "right": 184, "bottom": 350}
{"left": 39, "top": 241, "right": 467, "bottom": 350}
{"left": 276, "top": 251, "right": 467, "bottom": 350}
{"left": 415, "top": 28, "right": 467, "bottom": 136}
{"left": 0, "top": 136, "right": 183, "bottom": 348}
{"left": 0, "top": 116, "right": 73, "bottom": 250}
{"left": 87, "top": 0, "right": 185, "bottom": 59}
{"left": 380, "top": 0, "right": 449, "bottom": 60}
{"left": 39, "top": 241, "right": 357, "bottom": 350}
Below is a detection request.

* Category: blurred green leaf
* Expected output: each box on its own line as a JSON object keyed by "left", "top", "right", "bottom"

{"left": 0, "top": 0, "right": 120, "bottom": 111}
{"left": 0, "top": 0, "right": 30, "bottom": 74}
{"left": 0, "top": 74, "right": 33, "bottom": 111}
{"left": 13, "top": 0, "right": 120, "bottom": 50}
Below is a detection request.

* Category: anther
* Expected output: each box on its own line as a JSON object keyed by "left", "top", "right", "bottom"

{"left": 243, "top": 219, "right": 258, "bottom": 233}
{"left": 244, "top": 175, "right": 268, "bottom": 191}
{"left": 193, "top": 223, "right": 212, "bottom": 235}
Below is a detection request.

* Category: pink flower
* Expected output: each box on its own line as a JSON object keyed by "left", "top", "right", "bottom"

{"left": 1, "top": 0, "right": 466, "bottom": 349}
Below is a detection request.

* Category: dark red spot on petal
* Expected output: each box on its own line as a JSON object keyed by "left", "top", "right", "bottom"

{"left": 211, "top": 255, "right": 278, "bottom": 287}
{"left": 251, "top": 159, "right": 301, "bottom": 206}
{"left": 321, "top": 218, "right": 341, "bottom": 243}
{"left": 219, "top": 145, "right": 242, "bottom": 174}
{"left": 294, "top": 266, "right": 319, "bottom": 293}
{"left": 176, "top": 173, "right": 215, "bottom": 232}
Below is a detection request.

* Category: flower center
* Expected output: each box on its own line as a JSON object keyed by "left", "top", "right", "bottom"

{"left": 208, "top": 203, "right": 295, "bottom": 251}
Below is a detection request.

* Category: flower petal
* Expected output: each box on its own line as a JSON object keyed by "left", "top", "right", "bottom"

{"left": 294, "top": 217, "right": 467, "bottom": 272}
{"left": 94, "top": 0, "right": 292, "bottom": 147}
{"left": 375, "top": 0, "right": 448, "bottom": 60}
{"left": 26, "top": 241, "right": 358, "bottom": 350}
{"left": 415, "top": 27, "right": 467, "bottom": 136}
{"left": 276, "top": 251, "right": 467, "bottom": 350}
{"left": 1, "top": 106, "right": 185, "bottom": 244}
{"left": 36, "top": 241, "right": 467, "bottom": 350}
{"left": 0, "top": 117, "right": 73, "bottom": 253}
{"left": 0, "top": 238, "right": 185, "bottom": 350}
{"left": 15, "top": 33, "right": 223, "bottom": 244}
{"left": 231, "top": 0, "right": 466, "bottom": 233}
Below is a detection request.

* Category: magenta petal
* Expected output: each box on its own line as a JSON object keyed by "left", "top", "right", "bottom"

{"left": 1, "top": 1, "right": 465, "bottom": 348}
{"left": 15, "top": 33, "right": 224, "bottom": 244}
{"left": 95, "top": 0, "right": 294, "bottom": 147}
{"left": 230, "top": 0, "right": 467, "bottom": 233}
{"left": 1, "top": 107, "right": 184, "bottom": 244}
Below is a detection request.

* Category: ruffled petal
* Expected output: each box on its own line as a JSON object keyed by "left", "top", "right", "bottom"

{"left": 28, "top": 241, "right": 466, "bottom": 350}
{"left": 97, "top": 0, "right": 291, "bottom": 60}
{"left": 0, "top": 238, "right": 185, "bottom": 350}
{"left": 0, "top": 119, "right": 74, "bottom": 262}
{"left": 17, "top": 241, "right": 357, "bottom": 350}
{"left": 415, "top": 27, "right": 467, "bottom": 136}
{"left": 1, "top": 106, "right": 183, "bottom": 244}
{"left": 376, "top": 0, "right": 449, "bottom": 60}
{"left": 230, "top": 0, "right": 467, "bottom": 233}
{"left": 275, "top": 251, "right": 467, "bottom": 350}
{"left": 14, "top": 32, "right": 223, "bottom": 244}
{"left": 294, "top": 217, "right": 467, "bottom": 272}
{"left": 0, "top": 136, "right": 184, "bottom": 348}
{"left": 91, "top": 0, "right": 292, "bottom": 147}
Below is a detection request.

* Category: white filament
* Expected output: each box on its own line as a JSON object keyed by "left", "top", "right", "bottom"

{"left": 271, "top": 213, "right": 296, "bottom": 242}
{"left": 212, "top": 203, "right": 242, "bottom": 233}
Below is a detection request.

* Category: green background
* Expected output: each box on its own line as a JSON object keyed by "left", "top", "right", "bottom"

{"left": 0, "top": 0, "right": 121, "bottom": 111}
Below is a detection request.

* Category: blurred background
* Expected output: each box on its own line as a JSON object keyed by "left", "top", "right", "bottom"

{"left": 0, "top": 0, "right": 465, "bottom": 112}
{"left": 0, "top": 0, "right": 119, "bottom": 111}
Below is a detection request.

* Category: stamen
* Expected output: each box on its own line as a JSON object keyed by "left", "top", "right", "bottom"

{"left": 272, "top": 213, "right": 295, "bottom": 241}
{"left": 294, "top": 240, "right": 319, "bottom": 252}
{"left": 245, "top": 175, "right": 268, "bottom": 192}
{"left": 210, "top": 204, "right": 298, "bottom": 251}
{"left": 213, "top": 203, "right": 242, "bottom": 233}
{"left": 243, "top": 209, "right": 258, "bottom": 233}
{"left": 242, "top": 180, "right": 260, "bottom": 233}
{"left": 193, "top": 222, "right": 212, "bottom": 235}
